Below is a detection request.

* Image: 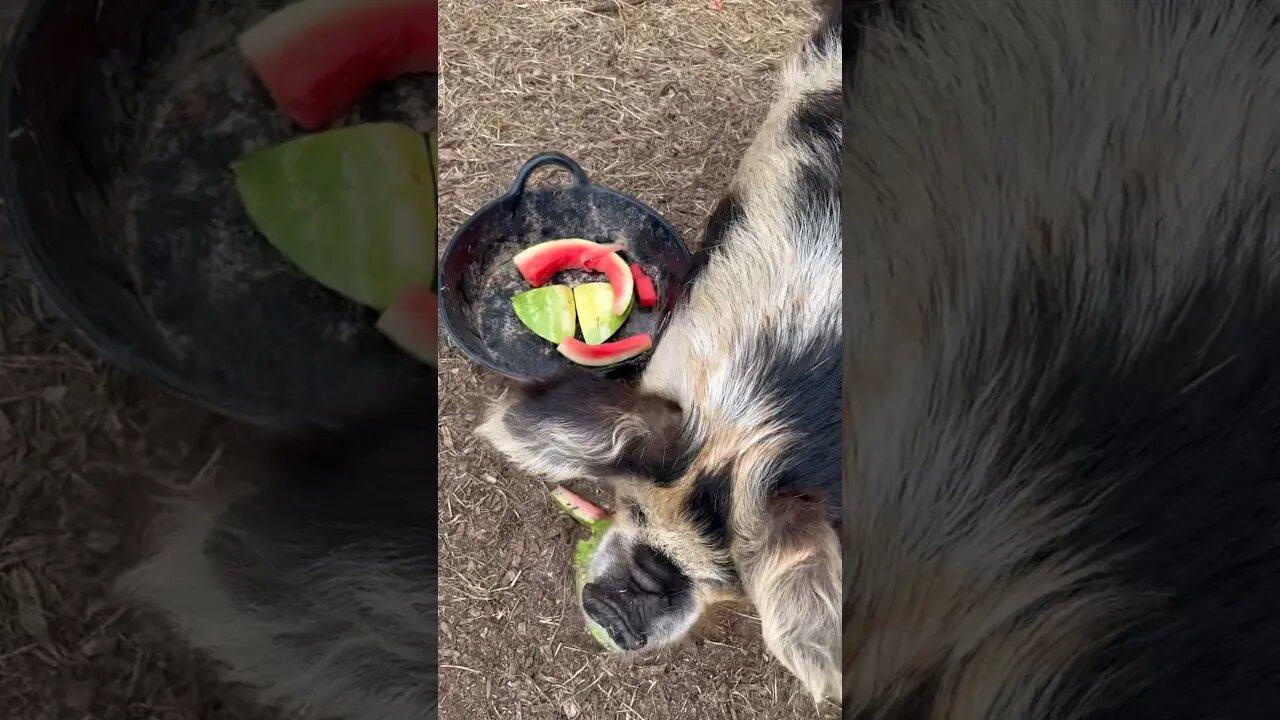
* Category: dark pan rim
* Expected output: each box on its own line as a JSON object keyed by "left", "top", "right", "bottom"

{"left": 0, "top": 0, "right": 333, "bottom": 429}
{"left": 437, "top": 153, "right": 692, "bottom": 383}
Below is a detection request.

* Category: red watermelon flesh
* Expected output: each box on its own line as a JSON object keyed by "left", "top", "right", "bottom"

{"left": 581, "top": 251, "right": 635, "bottom": 316}
{"left": 629, "top": 264, "right": 657, "bottom": 309}
{"left": 239, "top": 0, "right": 439, "bottom": 130}
{"left": 550, "top": 486, "right": 611, "bottom": 528}
{"left": 512, "top": 239, "right": 622, "bottom": 287}
{"left": 557, "top": 334, "right": 652, "bottom": 367}
{"left": 375, "top": 285, "right": 437, "bottom": 364}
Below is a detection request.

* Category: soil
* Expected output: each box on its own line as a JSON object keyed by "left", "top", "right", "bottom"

{"left": 436, "top": 0, "right": 837, "bottom": 718}
{"left": 1, "top": 1, "right": 360, "bottom": 717}
{"left": 0, "top": 52, "right": 279, "bottom": 720}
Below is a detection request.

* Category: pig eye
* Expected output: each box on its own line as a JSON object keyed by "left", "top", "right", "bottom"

{"left": 621, "top": 497, "right": 647, "bottom": 526}
{"left": 630, "top": 544, "right": 684, "bottom": 595}
{"left": 630, "top": 562, "right": 666, "bottom": 594}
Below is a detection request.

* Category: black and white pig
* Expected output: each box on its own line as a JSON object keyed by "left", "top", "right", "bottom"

{"left": 479, "top": 2, "right": 843, "bottom": 704}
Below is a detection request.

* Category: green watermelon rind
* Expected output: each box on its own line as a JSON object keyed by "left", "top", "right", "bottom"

{"left": 550, "top": 488, "right": 621, "bottom": 652}
{"left": 573, "top": 282, "right": 632, "bottom": 346}
{"left": 512, "top": 285, "right": 576, "bottom": 344}
{"left": 233, "top": 122, "right": 437, "bottom": 311}
{"left": 574, "top": 526, "right": 621, "bottom": 653}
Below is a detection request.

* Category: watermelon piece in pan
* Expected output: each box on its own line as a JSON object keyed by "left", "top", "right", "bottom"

{"left": 557, "top": 334, "right": 652, "bottom": 367}
{"left": 239, "top": 0, "right": 438, "bottom": 130}
{"left": 375, "top": 285, "right": 438, "bottom": 365}
{"left": 629, "top": 263, "right": 657, "bottom": 309}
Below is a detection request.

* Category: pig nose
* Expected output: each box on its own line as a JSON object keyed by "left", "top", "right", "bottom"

{"left": 581, "top": 583, "right": 647, "bottom": 650}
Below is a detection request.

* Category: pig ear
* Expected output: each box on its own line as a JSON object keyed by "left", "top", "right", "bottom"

{"left": 736, "top": 491, "right": 841, "bottom": 702}
{"left": 478, "top": 372, "right": 686, "bottom": 483}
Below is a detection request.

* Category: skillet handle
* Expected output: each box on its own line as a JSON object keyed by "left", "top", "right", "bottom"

{"left": 506, "top": 152, "right": 592, "bottom": 196}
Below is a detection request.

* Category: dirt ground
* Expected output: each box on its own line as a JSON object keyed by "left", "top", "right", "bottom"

{"left": 0, "top": 3, "right": 285, "bottom": 717}
{"left": 437, "top": 1, "right": 836, "bottom": 719}
{"left": 0, "top": 271, "right": 277, "bottom": 720}
{"left": 0, "top": 1, "right": 381, "bottom": 719}
{"left": 0, "top": 5, "right": 291, "bottom": 718}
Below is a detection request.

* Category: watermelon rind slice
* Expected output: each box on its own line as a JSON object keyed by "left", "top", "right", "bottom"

{"left": 573, "top": 282, "right": 631, "bottom": 345}
{"left": 629, "top": 263, "right": 658, "bottom": 309}
{"left": 557, "top": 335, "right": 652, "bottom": 367}
{"left": 239, "top": 0, "right": 438, "bottom": 129}
{"left": 549, "top": 487, "right": 621, "bottom": 652}
{"left": 375, "top": 285, "right": 437, "bottom": 364}
{"left": 512, "top": 286, "right": 576, "bottom": 344}
{"left": 581, "top": 251, "right": 635, "bottom": 316}
{"left": 512, "top": 239, "right": 624, "bottom": 287}
{"left": 234, "top": 122, "right": 437, "bottom": 311}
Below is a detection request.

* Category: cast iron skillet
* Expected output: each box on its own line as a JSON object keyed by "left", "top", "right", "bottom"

{"left": 0, "top": 0, "right": 437, "bottom": 428}
{"left": 438, "top": 152, "right": 692, "bottom": 382}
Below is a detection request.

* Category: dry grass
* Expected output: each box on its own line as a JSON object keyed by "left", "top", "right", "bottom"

{"left": 438, "top": 0, "right": 811, "bottom": 239}
{"left": 0, "top": 198, "right": 274, "bottom": 708}
{"left": 0, "top": 246, "right": 274, "bottom": 720}
{"left": 437, "top": 1, "right": 836, "bottom": 718}
{"left": 0, "top": 3, "right": 286, "bottom": 718}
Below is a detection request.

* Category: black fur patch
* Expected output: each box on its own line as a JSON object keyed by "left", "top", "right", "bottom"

{"left": 209, "top": 393, "right": 438, "bottom": 606}
{"left": 789, "top": 87, "right": 841, "bottom": 250}
{"left": 260, "top": 390, "right": 437, "bottom": 488}
{"left": 516, "top": 372, "right": 692, "bottom": 484}
{"left": 791, "top": 90, "right": 842, "bottom": 156}
{"left": 249, "top": 394, "right": 439, "bottom": 550}
{"left": 621, "top": 495, "right": 648, "bottom": 527}
{"left": 761, "top": 332, "right": 843, "bottom": 510}
{"left": 793, "top": 154, "right": 841, "bottom": 238}
{"left": 840, "top": 1, "right": 1280, "bottom": 716}
{"left": 845, "top": 0, "right": 913, "bottom": 86}
{"left": 689, "top": 193, "right": 745, "bottom": 286}
{"left": 965, "top": 233, "right": 1280, "bottom": 717}
{"left": 878, "top": 667, "right": 942, "bottom": 720}
{"left": 686, "top": 467, "right": 733, "bottom": 548}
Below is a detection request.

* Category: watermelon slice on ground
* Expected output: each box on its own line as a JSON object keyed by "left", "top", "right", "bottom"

{"left": 512, "top": 285, "right": 576, "bottom": 344}
{"left": 375, "top": 285, "right": 437, "bottom": 364}
{"left": 573, "top": 282, "right": 630, "bottom": 345}
{"left": 551, "top": 486, "right": 611, "bottom": 529}
{"left": 549, "top": 487, "right": 619, "bottom": 652}
{"left": 629, "top": 264, "right": 657, "bottom": 309}
{"left": 557, "top": 334, "right": 652, "bottom": 367}
{"left": 233, "top": 123, "right": 437, "bottom": 310}
{"left": 239, "top": 0, "right": 439, "bottom": 130}
{"left": 512, "top": 239, "right": 622, "bottom": 287}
